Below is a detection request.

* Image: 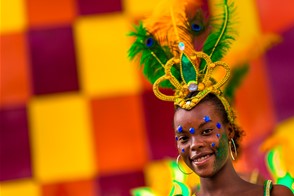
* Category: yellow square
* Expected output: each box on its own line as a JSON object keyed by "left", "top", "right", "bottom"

{"left": 0, "top": 179, "right": 40, "bottom": 196}
{"left": 0, "top": 0, "right": 27, "bottom": 33}
{"left": 74, "top": 14, "right": 142, "bottom": 97}
{"left": 123, "top": 0, "right": 159, "bottom": 17}
{"left": 28, "top": 93, "right": 96, "bottom": 183}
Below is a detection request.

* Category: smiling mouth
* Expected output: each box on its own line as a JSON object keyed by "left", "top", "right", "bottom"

{"left": 192, "top": 153, "right": 214, "bottom": 165}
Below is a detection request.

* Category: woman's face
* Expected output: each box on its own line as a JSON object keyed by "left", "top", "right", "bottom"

{"left": 174, "top": 101, "right": 230, "bottom": 178}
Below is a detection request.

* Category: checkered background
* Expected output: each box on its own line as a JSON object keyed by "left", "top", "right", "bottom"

{"left": 1, "top": 0, "right": 294, "bottom": 195}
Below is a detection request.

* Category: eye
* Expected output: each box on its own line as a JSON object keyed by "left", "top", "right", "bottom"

{"left": 191, "top": 23, "right": 202, "bottom": 32}
{"left": 178, "top": 136, "right": 189, "bottom": 143}
{"left": 145, "top": 37, "right": 154, "bottom": 47}
{"left": 202, "top": 129, "right": 213, "bottom": 135}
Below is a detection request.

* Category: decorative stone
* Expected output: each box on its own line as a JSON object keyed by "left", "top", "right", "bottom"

{"left": 186, "top": 101, "right": 191, "bottom": 105}
{"left": 216, "top": 122, "right": 221, "bottom": 129}
{"left": 189, "top": 127, "right": 195, "bottom": 134}
{"left": 177, "top": 125, "right": 183, "bottom": 133}
{"left": 178, "top": 42, "right": 185, "bottom": 51}
{"left": 181, "top": 148, "right": 185, "bottom": 153}
{"left": 203, "top": 116, "right": 211, "bottom": 122}
{"left": 188, "top": 82, "right": 198, "bottom": 92}
{"left": 211, "top": 142, "right": 216, "bottom": 147}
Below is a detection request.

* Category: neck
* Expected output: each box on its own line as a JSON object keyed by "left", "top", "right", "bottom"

{"left": 198, "top": 160, "right": 245, "bottom": 195}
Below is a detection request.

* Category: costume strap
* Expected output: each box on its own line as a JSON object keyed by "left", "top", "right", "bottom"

{"left": 263, "top": 180, "right": 273, "bottom": 196}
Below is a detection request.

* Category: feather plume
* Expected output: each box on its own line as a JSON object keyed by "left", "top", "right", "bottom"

{"left": 200, "top": 0, "right": 236, "bottom": 71}
{"left": 143, "top": 0, "right": 202, "bottom": 59}
{"left": 128, "top": 22, "right": 180, "bottom": 88}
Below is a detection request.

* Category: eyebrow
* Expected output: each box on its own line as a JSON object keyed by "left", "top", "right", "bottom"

{"left": 197, "top": 121, "right": 212, "bottom": 129}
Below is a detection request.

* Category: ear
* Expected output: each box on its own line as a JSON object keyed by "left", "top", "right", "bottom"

{"left": 225, "top": 123, "right": 235, "bottom": 140}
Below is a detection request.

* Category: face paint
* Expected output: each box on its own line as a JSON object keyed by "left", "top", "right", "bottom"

{"left": 216, "top": 133, "right": 220, "bottom": 138}
{"left": 213, "top": 133, "right": 229, "bottom": 172}
{"left": 181, "top": 148, "right": 185, "bottom": 153}
{"left": 175, "top": 136, "right": 178, "bottom": 141}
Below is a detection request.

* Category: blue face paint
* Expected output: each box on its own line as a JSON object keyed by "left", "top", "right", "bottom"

{"left": 177, "top": 125, "right": 183, "bottom": 133}
{"left": 216, "top": 122, "right": 221, "bottom": 129}
{"left": 203, "top": 116, "right": 211, "bottom": 122}
{"left": 189, "top": 127, "right": 195, "bottom": 134}
{"left": 216, "top": 133, "right": 220, "bottom": 138}
{"left": 211, "top": 142, "right": 216, "bottom": 147}
{"left": 181, "top": 148, "right": 185, "bottom": 153}
{"left": 175, "top": 136, "right": 178, "bottom": 141}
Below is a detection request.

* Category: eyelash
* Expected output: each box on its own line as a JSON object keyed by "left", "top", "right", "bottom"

{"left": 178, "top": 136, "right": 189, "bottom": 143}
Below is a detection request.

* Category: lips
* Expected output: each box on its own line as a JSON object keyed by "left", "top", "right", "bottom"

{"left": 191, "top": 152, "right": 214, "bottom": 165}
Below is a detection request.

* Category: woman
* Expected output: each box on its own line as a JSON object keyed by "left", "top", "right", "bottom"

{"left": 174, "top": 93, "right": 292, "bottom": 195}
{"left": 129, "top": 0, "right": 293, "bottom": 195}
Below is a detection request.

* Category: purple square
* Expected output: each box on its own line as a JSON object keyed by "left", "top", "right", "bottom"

{"left": 77, "top": 0, "right": 122, "bottom": 15}
{"left": 265, "top": 26, "right": 294, "bottom": 122}
{"left": 141, "top": 90, "right": 178, "bottom": 160}
{"left": 0, "top": 106, "right": 32, "bottom": 181}
{"left": 98, "top": 170, "right": 145, "bottom": 196}
{"left": 28, "top": 26, "right": 79, "bottom": 95}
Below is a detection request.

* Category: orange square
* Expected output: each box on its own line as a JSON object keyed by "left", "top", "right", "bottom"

{"left": 0, "top": 33, "right": 31, "bottom": 107}
{"left": 42, "top": 179, "right": 98, "bottom": 196}
{"left": 90, "top": 94, "right": 148, "bottom": 174}
{"left": 26, "top": 0, "right": 76, "bottom": 27}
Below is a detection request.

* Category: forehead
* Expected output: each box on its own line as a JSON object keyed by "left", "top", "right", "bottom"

{"left": 174, "top": 101, "right": 221, "bottom": 126}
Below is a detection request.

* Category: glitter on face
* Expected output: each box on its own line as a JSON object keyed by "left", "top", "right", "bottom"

{"left": 214, "top": 133, "right": 229, "bottom": 172}
{"left": 216, "top": 122, "right": 221, "bottom": 129}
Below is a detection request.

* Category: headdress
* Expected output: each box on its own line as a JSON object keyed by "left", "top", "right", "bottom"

{"left": 128, "top": 0, "right": 237, "bottom": 123}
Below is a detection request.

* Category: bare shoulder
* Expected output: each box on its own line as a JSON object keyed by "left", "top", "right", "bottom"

{"left": 271, "top": 184, "right": 293, "bottom": 196}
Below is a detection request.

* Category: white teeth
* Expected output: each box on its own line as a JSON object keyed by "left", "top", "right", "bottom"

{"left": 195, "top": 154, "right": 210, "bottom": 162}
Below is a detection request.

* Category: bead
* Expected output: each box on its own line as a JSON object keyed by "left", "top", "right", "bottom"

{"left": 178, "top": 42, "right": 185, "bottom": 51}
{"left": 198, "top": 83, "right": 205, "bottom": 91}
{"left": 216, "top": 133, "right": 220, "bottom": 138}
{"left": 209, "top": 63, "right": 216, "bottom": 68}
{"left": 203, "top": 116, "right": 211, "bottom": 122}
{"left": 189, "top": 127, "right": 195, "bottom": 134}
{"left": 177, "top": 125, "right": 183, "bottom": 133}
{"left": 181, "top": 148, "right": 185, "bottom": 153}
{"left": 211, "top": 142, "right": 216, "bottom": 147}
{"left": 216, "top": 122, "right": 221, "bottom": 129}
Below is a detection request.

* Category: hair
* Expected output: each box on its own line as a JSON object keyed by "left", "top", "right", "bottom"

{"left": 175, "top": 92, "right": 245, "bottom": 155}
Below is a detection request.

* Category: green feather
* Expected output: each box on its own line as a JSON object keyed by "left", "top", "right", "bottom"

{"left": 200, "top": 0, "right": 236, "bottom": 72}
{"left": 224, "top": 64, "right": 249, "bottom": 103}
{"left": 128, "top": 22, "right": 181, "bottom": 88}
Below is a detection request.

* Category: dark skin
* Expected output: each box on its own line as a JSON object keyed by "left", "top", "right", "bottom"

{"left": 174, "top": 100, "right": 293, "bottom": 196}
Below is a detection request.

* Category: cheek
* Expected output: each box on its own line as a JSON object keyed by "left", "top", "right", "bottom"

{"left": 215, "top": 133, "right": 229, "bottom": 162}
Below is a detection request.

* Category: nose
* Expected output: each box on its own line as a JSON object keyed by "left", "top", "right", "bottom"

{"left": 190, "top": 135, "right": 204, "bottom": 151}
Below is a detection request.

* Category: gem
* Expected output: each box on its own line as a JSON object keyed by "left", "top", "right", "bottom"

{"left": 177, "top": 125, "right": 183, "bottom": 133}
{"left": 186, "top": 101, "right": 191, "bottom": 105}
{"left": 188, "top": 82, "right": 198, "bottom": 92}
{"left": 189, "top": 128, "right": 195, "bottom": 134}
{"left": 178, "top": 42, "right": 185, "bottom": 51}
{"left": 216, "top": 133, "right": 220, "bottom": 138}
{"left": 181, "top": 148, "right": 185, "bottom": 153}
{"left": 216, "top": 122, "right": 221, "bottom": 129}
{"left": 203, "top": 116, "right": 211, "bottom": 122}
{"left": 176, "top": 137, "right": 178, "bottom": 141}
{"left": 211, "top": 142, "right": 216, "bottom": 147}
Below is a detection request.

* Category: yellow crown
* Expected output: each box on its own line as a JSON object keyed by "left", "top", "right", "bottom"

{"left": 152, "top": 44, "right": 234, "bottom": 122}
